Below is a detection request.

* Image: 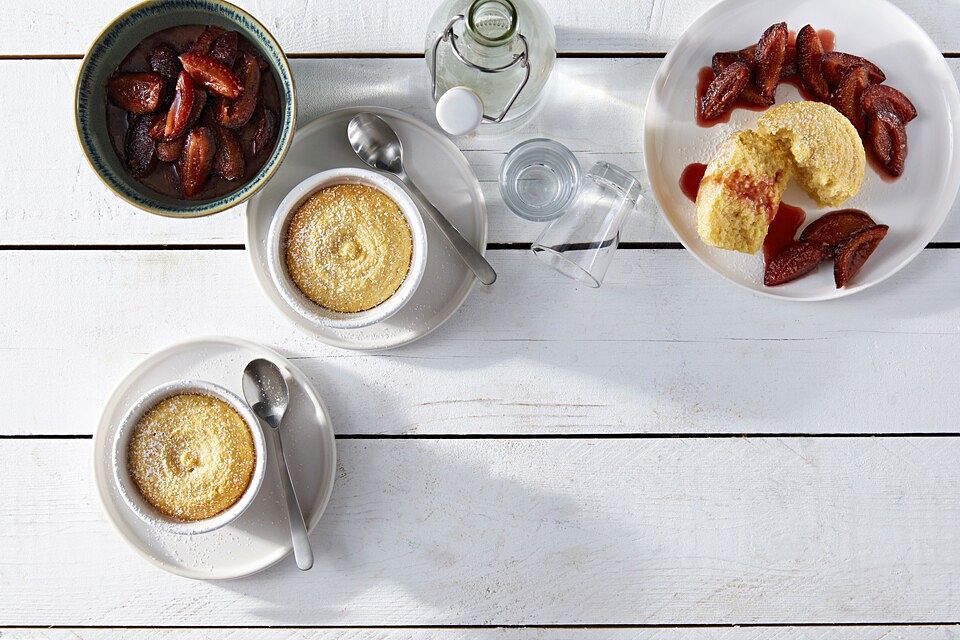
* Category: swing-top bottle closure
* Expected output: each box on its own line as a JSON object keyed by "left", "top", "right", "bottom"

{"left": 429, "top": 0, "right": 532, "bottom": 135}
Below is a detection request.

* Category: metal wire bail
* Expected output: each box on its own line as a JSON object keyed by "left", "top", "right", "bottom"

{"left": 429, "top": 14, "right": 531, "bottom": 124}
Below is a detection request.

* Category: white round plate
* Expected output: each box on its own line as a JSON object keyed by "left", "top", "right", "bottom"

{"left": 643, "top": 0, "right": 960, "bottom": 300}
{"left": 93, "top": 336, "right": 337, "bottom": 580}
{"left": 246, "top": 107, "right": 488, "bottom": 349}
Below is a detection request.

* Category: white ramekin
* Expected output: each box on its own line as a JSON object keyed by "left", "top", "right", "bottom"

{"left": 111, "top": 380, "right": 267, "bottom": 535}
{"left": 266, "top": 167, "right": 428, "bottom": 330}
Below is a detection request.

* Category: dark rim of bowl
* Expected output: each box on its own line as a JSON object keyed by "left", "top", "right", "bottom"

{"left": 74, "top": 0, "right": 297, "bottom": 218}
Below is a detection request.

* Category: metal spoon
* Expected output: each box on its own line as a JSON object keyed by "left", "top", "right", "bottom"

{"left": 242, "top": 358, "right": 313, "bottom": 571}
{"left": 347, "top": 112, "right": 497, "bottom": 285}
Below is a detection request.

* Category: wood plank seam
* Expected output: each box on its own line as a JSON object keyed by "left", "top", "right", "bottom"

{"left": 4, "top": 622, "right": 960, "bottom": 629}
{"left": 3, "top": 243, "right": 960, "bottom": 250}
{"left": 5, "top": 53, "right": 960, "bottom": 60}
{"left": 7, "top": 433, "right": 960, "bottom": 439}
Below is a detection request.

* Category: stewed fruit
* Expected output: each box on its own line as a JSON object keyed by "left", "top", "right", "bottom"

{"left": 798, "top": 209, "right": 875, "bottom": 255}
{"left": 700, "top": 61, "right": 750, "bottom": 120}
{"left": 105, "top": 24, "right": 281, "bottom": 199}
{"left": 795, "top": 25, "right": 831, "bottom": 101}
{"left": 834, "top": 225, "right": 889, "bottom": 288}
{"left": 702, "top": 22, "right": 916, "bottom": 177}
{"left": 861, "top": 84, "right": 917, "bottom": 123}
{"left": 754, "top": 22, "right": 788, "bottom": 104}
{"left": 176, "top": 126, "right": 217, "bottom": 197}
{"left": 763, "top": 240, "right": 828, "bottom": 286}
{"left": 763, "top": 209, "right": 888, "bottom": 288}
{"left": 214, "top": 53, "right": 260, "bottom": 129}
{"left": 178, "top": 50, "right": 243, "bottom": 99}
{"left": 831, "top": 65, "right": 870, "bottom": 133}
{"left": 821, "top": 52, "right": 885, "bottom": 89}
{"left": 107, "top": 72, "right": 165, "bottom": 114}
{"left": 868, "top": 109, "right": 908, "bottom": 177}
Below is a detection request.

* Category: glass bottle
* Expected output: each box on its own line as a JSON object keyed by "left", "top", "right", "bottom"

{"left": 425, "top": 0, "right": 556, "bottom": 135}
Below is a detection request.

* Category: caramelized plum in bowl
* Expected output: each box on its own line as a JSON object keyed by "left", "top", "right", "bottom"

{"left": 75, "top": 0, "right": 296, "bottom": 218}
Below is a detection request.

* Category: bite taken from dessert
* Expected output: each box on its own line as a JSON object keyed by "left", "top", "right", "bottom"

{"left": 684, "top": 22, "right": 910, "bottom": 289}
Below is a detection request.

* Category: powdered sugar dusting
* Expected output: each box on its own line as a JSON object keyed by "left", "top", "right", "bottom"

{"left": 284, "top": 184, "right": 413, "bottom": 313}
{"left": 127, "top": 393, "right": 256, "bottom": 522}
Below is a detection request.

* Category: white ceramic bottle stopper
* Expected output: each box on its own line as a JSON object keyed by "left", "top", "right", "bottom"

{"left": 435, "top": 86, "right": 484, "bottom": 136}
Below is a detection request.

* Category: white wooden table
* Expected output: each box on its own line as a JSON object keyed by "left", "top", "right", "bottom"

{"left": 3, "top": 1, "right": 960, "bottom": 638}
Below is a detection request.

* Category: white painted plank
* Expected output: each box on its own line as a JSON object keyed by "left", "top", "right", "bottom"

{"left": 2, "top": 57, "right": 652, "bottom": 245}
{"left": 2, "top": 248, "right": 959, "bottom": 436}
{"left": 2, "top": 0, "right": 958, "bottom": 55}
{"left": 4, "top": 628, "right": 960, "bottom": 640}
{"left": 4, "top": 438, "right": 960, "bottom": 625}
{"left": 4, "top": 57, "right": 960, "bottom": 245}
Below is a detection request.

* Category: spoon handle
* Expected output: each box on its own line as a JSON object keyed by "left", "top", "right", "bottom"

{"left": 270, "top": 427, "right": 314, "bottom": 571}
{"left": 399, "top": 172, "right": 497, "bottom": 286}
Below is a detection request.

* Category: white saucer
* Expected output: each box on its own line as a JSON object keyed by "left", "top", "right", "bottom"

{"left": 246, "top": 107, "right": 488, "bottom": 350}
{"left": 643, "top": 0, "right": 960, "bottom": 300}
{"left": 93, "top": 336, "right": 337, "bottom": 580}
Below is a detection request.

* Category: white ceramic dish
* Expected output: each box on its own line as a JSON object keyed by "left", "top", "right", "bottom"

{"left": 643, "top": 0, "right": 960, "bottom": 300}
{"left": 267, "top": 168, "right": 429, "bottom": 330}
{"left": 246, "top": 106, "right": 487, "bottom": 351}
{"left": 93, "top": 336, "right": 336, "bottom": 579}
{"left": 111, "top": 380, "right": 267, "bottom": 535}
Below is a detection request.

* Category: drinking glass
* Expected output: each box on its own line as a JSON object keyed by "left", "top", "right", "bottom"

{"left": 530, "top": 161, "right": 642, "bottom": 287}
{"left": 499, "top": 138, "right": 581, "bottom": 221}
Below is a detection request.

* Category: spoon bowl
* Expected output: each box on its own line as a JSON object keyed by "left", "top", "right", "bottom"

{"left": 348, "top": 112, "right": 498, "bottom": 285}
{"left": 347, "top": 113, "right": 406, "bottom": 174}
{"left": 242, "top": 358, "right": 290, "bottom": 430}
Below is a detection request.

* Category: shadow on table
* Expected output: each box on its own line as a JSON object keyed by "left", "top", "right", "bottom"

{"left": 212, "top": 226, "right": 960, "bottom": 624}
{"left": 215, "top": 412, "right": 647, "bottom": 624}
{"left": 216, "top": 30, "right": 960, "bottom": 610}
{"left": 291, "top": 58, "right": 434, "bottom": 126}
{"left": 555, "top": 26, "right": 661, "bottom": 53}
{"left": 382, "top": 236, "right": 960, "bottom": 433}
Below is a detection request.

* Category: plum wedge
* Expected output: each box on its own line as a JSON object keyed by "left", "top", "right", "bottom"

{"left": 834, "top": 225, "right": 889, "bottom": 288}
{"left": 700, "top": 61, "right": 750, "bottom": 120}
{"left": 799, "top": 209, "right": 876, "bottom": 256}
{"left": 861, "top": 84, "right": 917, "bottom": 123}
{"left": 179, "top": 51, "right": 243, "bottom": 99}
{"left": 754, "top": 22, "right": 788, "bottom": 103}
{"left": 821, "top": 52, "right": 885, "bottom": 89}
{"left": 176, "top": 126, "right": 217, "bottom": 197}
{"left": 796, "top": 25, "right": 831, "bottom": 100}
{"left": 831, "top": 65, "right": 870, "bottom": 133}
{"left": 107, "top": 72, "right": 165, "bottom": 114}
{"left": 764, "top": 241, "right": 829, "bottom": 286}
{"left": 868, "top": 110, "right": 908, "bottom": 177}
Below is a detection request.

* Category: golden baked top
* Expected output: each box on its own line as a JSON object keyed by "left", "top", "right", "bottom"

{"left": 758, "top": 101, "right": 865, "bottom": 207}
{"left": 285, "top": 184, "right": 413, "bottom": 313}
{"left": 127, "top": 393, "right": 256, "bottom": 522}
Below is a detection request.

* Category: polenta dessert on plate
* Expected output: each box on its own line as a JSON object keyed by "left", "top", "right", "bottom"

{"left": 696, "top": 102, "right": 865, "bottom": 254}
{"left": 685, "top": 19, "right": 915, "bottom": 289}
{"left": 758, "top": 101, "right": 865, "bottom": 207}
{"left": 691, "top": 100, "right": 890, "bottom": 288}
{"left": 696, "top": 128, "right": 792, "bottom": 254}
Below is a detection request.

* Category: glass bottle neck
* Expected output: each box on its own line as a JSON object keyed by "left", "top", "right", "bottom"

{"left": 464, "top": 0, "right": 518, "bottom": 47}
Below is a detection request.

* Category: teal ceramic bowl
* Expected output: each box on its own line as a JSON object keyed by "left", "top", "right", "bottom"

{"left": 75, "top": 0, "right": 296, "bottom": 218}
